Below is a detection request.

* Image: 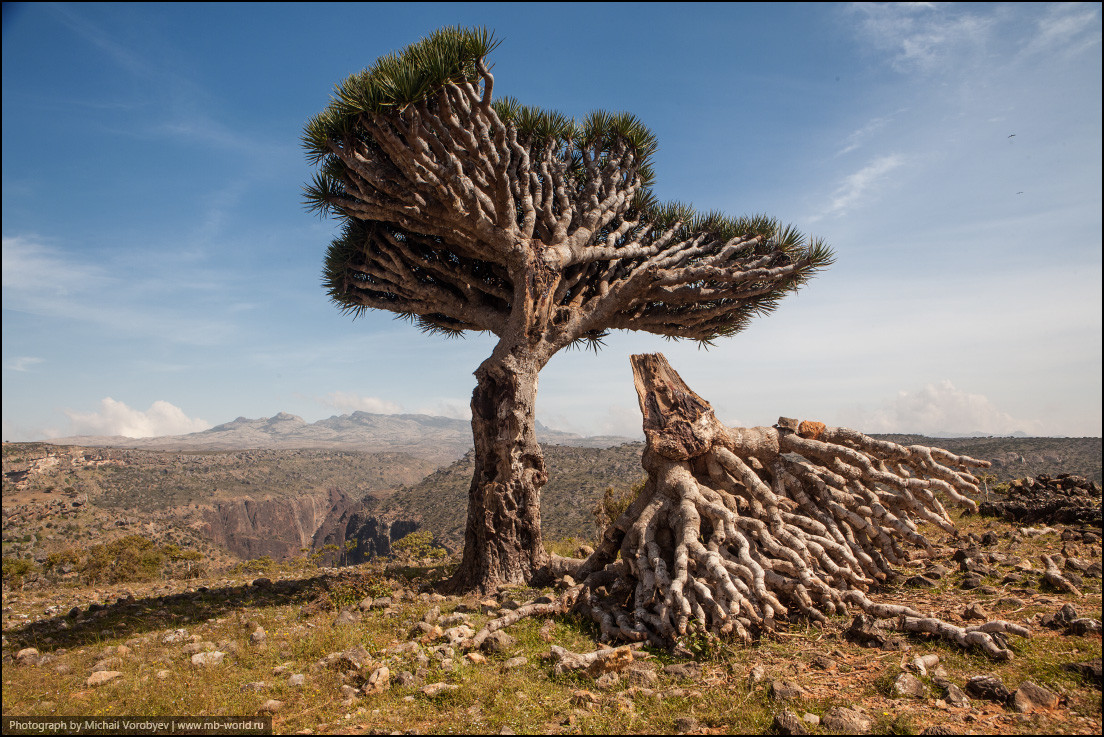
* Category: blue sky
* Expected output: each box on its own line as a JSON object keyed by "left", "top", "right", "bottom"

{"left": 3, "top": 2, "right": 1101, "bottom": 441}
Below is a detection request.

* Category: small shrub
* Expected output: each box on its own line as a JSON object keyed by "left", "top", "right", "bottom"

{"left": 591, "top": 479, "right": 644, "bottom": 536}
{"left": 2, "top": 557, "right": 37, "bottom": 587}
{"left": 391, "top": 530, "right": 446, "bottom": 563}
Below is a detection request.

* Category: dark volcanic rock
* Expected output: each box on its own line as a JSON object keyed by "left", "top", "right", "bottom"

{"left": 1063, "top": 658, "right": 1102, "bottom": 689}
{"left": 966, "top": 674, "right": 1011, "bottom": 704}
{"left": 845, "top": 614, "right": 908, "bottom": 650}
{"left": 979, "top": 474, "right": 1102, "bottom": 527}
{"left": 771, "top": 710, "right": 808, "bottom": 735}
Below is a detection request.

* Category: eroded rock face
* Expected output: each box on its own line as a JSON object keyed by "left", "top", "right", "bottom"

{"left": 201, "top": 487, "right": 421, "bottom": 565}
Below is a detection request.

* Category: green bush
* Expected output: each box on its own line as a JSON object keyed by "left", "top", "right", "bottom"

{"left": 591, "top": 479, "right": 644, "bottom": 536}
{"left": 391, "top": 530, "right": 446, "bottom": 562}
{"left": 45, "top": 536, "right": 206, "bottom": 584}
{"left": 2, "top": 557, "right": 37, "bottom": 587}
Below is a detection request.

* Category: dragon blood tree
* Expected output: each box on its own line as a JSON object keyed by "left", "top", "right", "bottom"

{"left": 303, "top": 28, "right": 832, "bottom": 592}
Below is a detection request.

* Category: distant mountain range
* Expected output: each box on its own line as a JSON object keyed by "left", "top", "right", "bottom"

{"left": 47, "top": 411, "right": 636, "bottom": 464}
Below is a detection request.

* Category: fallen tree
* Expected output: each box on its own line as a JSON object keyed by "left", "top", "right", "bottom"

{"left": 472, "top": 353, "right": 1031, "bottom": 660}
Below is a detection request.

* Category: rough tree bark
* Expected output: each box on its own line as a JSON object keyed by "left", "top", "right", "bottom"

{"left": 472, "top": 353, "right": 1030, "bottom": 660}
{"left": 448, "top": 348, "right": 549, "bottom": 591}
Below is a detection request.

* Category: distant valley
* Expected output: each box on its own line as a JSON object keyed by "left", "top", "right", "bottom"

{"left": 3, "top": 415, "right": 1099, "bottom": 588}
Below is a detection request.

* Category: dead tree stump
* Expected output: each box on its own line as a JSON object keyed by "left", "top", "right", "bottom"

{"left": 566, "top": 353, "right": 1029, "bottom": 658}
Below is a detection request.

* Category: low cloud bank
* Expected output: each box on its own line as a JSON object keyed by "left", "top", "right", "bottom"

{"left": 63, "top": 398, "right": 211, "bottom": 438}
{"left": 840, "top": 380, "right": 1046, "bottom": 436}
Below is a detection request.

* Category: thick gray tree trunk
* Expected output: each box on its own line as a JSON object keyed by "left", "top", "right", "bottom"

{"left": 446, "top": 348, "right": 549, "bottom": 592}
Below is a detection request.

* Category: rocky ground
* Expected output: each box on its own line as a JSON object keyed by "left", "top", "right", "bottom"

{"left": 2, "top": 500, "right": 1101, "bottom": 735}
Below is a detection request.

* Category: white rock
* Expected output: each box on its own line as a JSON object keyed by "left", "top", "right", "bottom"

{"left": 190, "top": 651, "right": 225, "bottom": 667}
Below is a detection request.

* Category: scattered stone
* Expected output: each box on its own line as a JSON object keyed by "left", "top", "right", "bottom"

{"left": 821, "top": 707, "right": 871, "bottom": 734}
{"left": 664, "top": 662, "right": 703, "bottom": 679}
{"left": 332, "top": 608, "right": 360, "bottom": 626}
{"left": 979, "top": 474, "right": 1102, "bottom": 527}
{"left": 240, "top": 681, "right": 265, "bottom": 691}
{"left": 942, "top": 683, "right": 970, "bottom": 708}
{"left": 250, "top": 627, "right": 267, "bottom": 645}
{"left": 54, "top": 663, "right": 72, "bottom": 676}
{"left": 960, "top": 574, "right": 983, "bottom": 590}
{"left": 926, "top": 564, "right": 951, "bottom": 579}
{"left": 15, "top": 647, "right": 40, "bottom": 665}
{"left": 802, "top": 712, "right": 820, "bottom": 727}
{"left": 86, "top": 670, "right": 122, "bottom": 686}
{"left": 769, "top": 679, "right": 807, "bottom": 701}
{"left": 439, "top": 612, "right": 468, "bottom": 627}
{"left": 748, "top": 664, "right": 767, "bottom": 686}
{"left": 1068, "top": 618, "right": 1102, "bottom": 636}
{"left": 465, "top": 652, "right": 487, "bottom": 665}
{"left": 480, "top": 630, "right": 516, "bottom": 654}
{"left": 501, "top": 656, "right": 528, "bottom": 670}
{"left": 370, "top": 596, "right": 392, "bottom": 610}
{"left": 92, "top": 657, "right": 122, "bottom": 673}
{"left": 571, "top": 689, "right": 600, "bottom": 707}
{"left": 420, "top": 682, "right": 459, "bottom": 697}
{"left": 845, "top": 613, "right": 908, "bottom": 650}
{"left": 624, "top": 665, "right": 658, "bottom": 687}
{"left": 1063, "top": 658, "right": 1102, "bottom": 689}
{"left": 1046, "top": 603, "right": 1080, "bottom": 627}
{"left": 893, "top": 672, "right": 929, "bottom": 698}
{"left": 161, "top": 629, "right": 187, "bottom": 644}
{"left": 260, "top": 699, "right": 283, "bottom": 714}
{"left": 288, "top": 673, "right": 306, "bottom": 687}
{"left": 810, "top": 655, "right": 837, "bottom": 671}
{"left": 340, "top": 684, "right": 359, "bottom": 705}
{"left": 443, "top": 624, "right": 475, "bottom": 645}
{"left": 595, "top": 672, "right": 620, "bottom": 690}
{"left": 190, "top": 651, "right": 225, "bottom": 667}
{"left": 409, "top": 621, "right": 437, "bottom": 637}
{"left": 905, "top": 575, "right": 938, "bottom": 588}
{"left": 996, "top": 597, "right": 1026, "bottom": 608}
{"left": 364, "top": 666, "right": 390, "bottom": 694}
{"left": 674, "top": 716, "right": 701, "bottom": 733}
{"left": 980, "top": 531, "right": 999, "bottom": 546}
{"left": 422, "top": 605, "right": 441, "bottom": 624}
{"left": 966, "top": 674, "right": 1011, "bottom": 703}
{"left": 963, "top": 603, "right": 990, "bottom": 621}
{"left": 1010, "top": 681, "right": 1060, "bottom": 713}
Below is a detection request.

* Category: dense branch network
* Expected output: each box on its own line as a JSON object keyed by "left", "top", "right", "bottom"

{"left": 305, "top": 28, "right": 831, "bottom": 349}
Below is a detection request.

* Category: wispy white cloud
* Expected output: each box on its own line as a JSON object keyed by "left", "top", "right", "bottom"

{"left": 839, "top": 380, "right": 1048, "bottom": 436}
{"left": 320, "top": 391, "right": 403, "bottom": 415}
{"left": 1, "top": 235, "right": 237, "bottom": 345}
{"left": 2, "top": 357, "right": 44, "bottom": 372}
{"left": 812, "top": 154, "right": 904, "bottom": 220}
{"left": 835, "top": 112, "right": 903, "bottom": 156}
{"left": 1024, "top": 3, "right": 1102, "bottom": 59}
{"left": 62, "top": 398, "right": 211, "bottom": 438}
{"left": 849, "top": 2, "right": 994, "bottom": 73}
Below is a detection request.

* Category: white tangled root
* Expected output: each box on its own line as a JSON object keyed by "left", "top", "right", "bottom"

{"left": 469, "top": 354, "right": 1031, "bottom": 660}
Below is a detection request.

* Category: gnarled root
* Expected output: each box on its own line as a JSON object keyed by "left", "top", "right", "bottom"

{"left": 560, "top": 354, "right": 1027, "bottom": 660}
{"left": 1041, "top": 554, "right": 1083, "bottom": 596}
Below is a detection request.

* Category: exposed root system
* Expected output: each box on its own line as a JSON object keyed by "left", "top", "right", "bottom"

{"left": 472, "top": 354, "right": 1034, "bottom": 661}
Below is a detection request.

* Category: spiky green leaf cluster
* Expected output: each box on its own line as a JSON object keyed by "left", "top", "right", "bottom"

{"left": 302, "top": 26, "right": 499, "bottom": 163}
